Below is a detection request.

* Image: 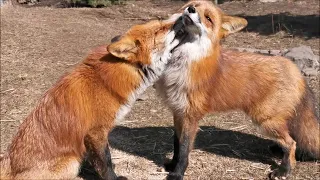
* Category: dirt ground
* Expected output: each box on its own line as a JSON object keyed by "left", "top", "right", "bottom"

{"left": 1, "top": 0, "right": 319, "bottom": 179}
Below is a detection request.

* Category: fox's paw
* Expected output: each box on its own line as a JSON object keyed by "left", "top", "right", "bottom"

{"left": 269, "top": 167, "right": 290, "bottom": 180}
{"left": 166, "top": 173, "right": 183, "bottom": 180}
{"left": 116, "top": 176, "right": 128, "bottom": 180}
{"left": 164, "top": 162, "right": 176, "bottom": 172}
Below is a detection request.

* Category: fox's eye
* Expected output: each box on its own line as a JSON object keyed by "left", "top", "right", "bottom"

{"left": 206, "top": 16, "right": 213, "bottom": 24}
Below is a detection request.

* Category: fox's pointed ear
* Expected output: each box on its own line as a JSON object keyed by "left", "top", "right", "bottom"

{"left": 220, "top": 15, "right": 248, "bottom": 38}
{"left": 110, "top": 35, "right": 122, "bottom": 43}
{"left": 107, "top": 36, "right": 138, "bottom": 61}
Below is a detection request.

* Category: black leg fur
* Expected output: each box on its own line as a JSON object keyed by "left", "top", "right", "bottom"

{"left": 167, "top": 135, "right": 190, "bottom": 180}
{"left": 165, "top": 132, "right": 179, "bottom": 172}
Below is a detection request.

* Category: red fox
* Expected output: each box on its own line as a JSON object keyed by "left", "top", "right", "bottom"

{"left": 155, "top": 1, "right": 319, "bottom": 180}
{"left": 0, "top": 14, "right": 186, "bottom": 180}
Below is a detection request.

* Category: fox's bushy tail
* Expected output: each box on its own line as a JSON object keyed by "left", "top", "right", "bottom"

{"left": 290, "top": 86, "right": 320, "bottom": 160}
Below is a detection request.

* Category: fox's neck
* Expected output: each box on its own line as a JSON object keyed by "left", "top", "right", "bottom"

{"left": 189, "top": 44, "right": 221, "bottom": 85}
{"left": 155, "top": 43, "right": 219, "bottom": 115}
{"left": 156, "top": 43, "right": 223, "bottom": 115}
{"left": 106, "top": 59, "right": 167, "bottom": 122}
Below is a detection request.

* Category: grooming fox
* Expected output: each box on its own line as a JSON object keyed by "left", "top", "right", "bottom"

{"left": 156, "top": 1, "right": 319, "bottom": 179}
{"left": 0, "top": 14, "right": 187, "bottom": 179}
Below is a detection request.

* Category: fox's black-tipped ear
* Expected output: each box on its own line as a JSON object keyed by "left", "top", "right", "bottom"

{"left": 107, "top": 36, "right": 138, "bottom": 61}
{"left": 110, "top": 35, "right": 122, "bottom": 43}
{"left": 220, "top": 15, "right": 248, "bottom": 38}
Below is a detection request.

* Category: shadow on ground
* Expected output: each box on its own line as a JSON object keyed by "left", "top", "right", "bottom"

{"left": 240, "top": 13, "right": 319, "bottom": 39}
{"left": 108, "top": 126, "right": 278, "bottom": 166}
{"left": 79, "top": 126, "right": 279, "bottom": 179}
{"left": 75, "top": 124, "right": 319, "bottom": 179}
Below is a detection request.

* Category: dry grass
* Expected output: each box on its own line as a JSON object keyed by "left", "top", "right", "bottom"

{"left": 1, "top": 0, "right": 319, "bottom": 179}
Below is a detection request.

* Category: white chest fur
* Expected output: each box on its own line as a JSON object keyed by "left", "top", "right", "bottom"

{"left": 115, "top": 28, "right": 181, "bottom": 123}
{"left": 155, "top": 52, "right": 190, "bottom": 116}
{"left": 155, "top": 34, "right": 212, "bottom": 115}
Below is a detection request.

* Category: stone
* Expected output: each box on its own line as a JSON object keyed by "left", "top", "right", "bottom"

{"left": 284, "top": 45, "right": 319, "bottom": 76}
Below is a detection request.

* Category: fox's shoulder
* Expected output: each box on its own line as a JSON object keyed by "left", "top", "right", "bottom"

{"left": 86, "top": 45, "right": 110, "bottom": 61}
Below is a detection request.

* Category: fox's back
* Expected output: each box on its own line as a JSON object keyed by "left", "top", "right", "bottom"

{"left": 203, "top": 49, "right": 305, "bottom": 113}
{"left": 216, "top": 50, "right": 305, "bottom": 117}
{"left": 6, "top": 45, "right": 143, "bottom": 173}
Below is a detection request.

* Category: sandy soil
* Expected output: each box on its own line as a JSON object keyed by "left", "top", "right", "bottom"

{"left": 1, "top": 0, "right": 319, "bottom": 179}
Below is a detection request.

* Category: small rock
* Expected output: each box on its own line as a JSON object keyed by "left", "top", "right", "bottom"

{"left": 242, "top": 48, "right": 257, "bottom": 53}
{"left": 137, "top": 93, "right": 148, "bottom": 101}
{"left": 285, "top": 46, "right": 316, "bottom": 62}
{"left": 260, "top": 50, "right": 270, "bottom": 54}
{"left": 284, "top": 45, "right": 320, "bottom": 76}
{"left": 234, "top": 46, "right": 319, "bottom": 77}
{"left": 17, "top": 0, "right": 27, "bottom": 3}
{"left": 302, "top": 68, "right": 319, "bottom": 77}
{"left": 269, "top": 50, "right": 281, "bottom": 56}
{"left": 260, "top": 0, "right": 279, "bottom": 2}
{"left": 157, "top": 167, "right": 165, "bottom": 172}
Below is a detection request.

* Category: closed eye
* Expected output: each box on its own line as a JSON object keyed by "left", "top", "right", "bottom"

{"left": 206, "top": 16, "right": 213, "bottom": 24}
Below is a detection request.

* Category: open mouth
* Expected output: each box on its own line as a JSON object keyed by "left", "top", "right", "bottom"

{"left": 182, "top": 15, "right": 194, "bottom": 26}
{"left": 169, "top": 14, "right": 201, "bottom": 52}
{"left": 181, "top": 14, "right": 201, "bottom": 36}
{"left": 173, "top": 15, "right": 198, "bottom": 38}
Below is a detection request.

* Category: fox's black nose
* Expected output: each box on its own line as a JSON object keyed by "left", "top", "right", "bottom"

{"left": 187, "top": 6, "right": 196, "bottom": 13}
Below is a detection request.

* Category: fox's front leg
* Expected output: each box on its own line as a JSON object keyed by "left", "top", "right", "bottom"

{"left": 165, "top": 114, "right": 200, "bottom": 180}
{"left": 164, "top": 130, "right": 180, "bottom": 172}
{"left": 84, "top": 127, "right": 126, "bottom": 180}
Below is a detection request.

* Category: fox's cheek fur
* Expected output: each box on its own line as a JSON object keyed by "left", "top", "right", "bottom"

{"left": 114, "top": 16, "right": 183, "bottom": 122}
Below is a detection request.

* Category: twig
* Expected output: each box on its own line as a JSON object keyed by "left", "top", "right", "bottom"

{"left": 210, "top": 144, "right": 230, "bottom": 147}
{"left": 230, "top": 125, "right": 247, "bottom": 131}
{"left": 111, "top": 156, "right": 123, "bottom": 159}
{"left": 0, "top": 120, "right": 16, "bottom": 122}
{"left": 133, "top": 135, "right": 148, "bottom": 139}
{"left": 226, "top": 169, "right": 236, "bottom": 172}
{"left": 123, "top": 17, "right": 153, "bottom": 21}
{"left": 272, "top": 14, "right": 274, "bottom": 34}
{"left": 250, "top": 163, "right": 265, "bottom": 170}
{"left": 222, "top": 121, "right": 241, "bottom": 124}
{"left": 117, "top": 120, "right": 138, "bottom": 124}
{"left": 1, "top": 88, "right": 15, "bottom": 94}
{"left": 150, "top": 172, "right": 169, "bottom": 175}
{"left": 282, "top": 23, "right": 292, "bottom": 34}
{"left": 231, "top": 149, "right": 242, "bottom": 157}
{"left": 65, "top": 62, "right": 79, "bottom": 66}
{"left": 153, "top": 142, "right": 156, "bottom": 152}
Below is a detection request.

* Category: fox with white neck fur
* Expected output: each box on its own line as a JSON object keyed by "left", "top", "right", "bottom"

{"left": 0, "top": 13, "right": 187, "bottom": 180}
{"left": 156, "top": 1, "right": 319, "bottom": 180}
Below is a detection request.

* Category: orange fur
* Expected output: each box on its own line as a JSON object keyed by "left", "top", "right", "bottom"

{"left": 160, "top": 1, "right": 319, "bottom": 179}
{"left": 0, "top": 17, "right": 179, "bottom": 179}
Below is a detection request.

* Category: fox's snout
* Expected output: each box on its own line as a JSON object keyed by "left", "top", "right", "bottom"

{"left": 186, "top": 6, "right": 196, "bottom": 14}
{"left": 183, "top": 5, "right": 200, "bottom": 24}
{"left": 173, "top": 5, "right": 200, "bottom": 33}
{"left": 181, "top": 5, "right": 202, "bottom": 35}
{"left": 182, "top": 16, "right": 193, "bottom": 26}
